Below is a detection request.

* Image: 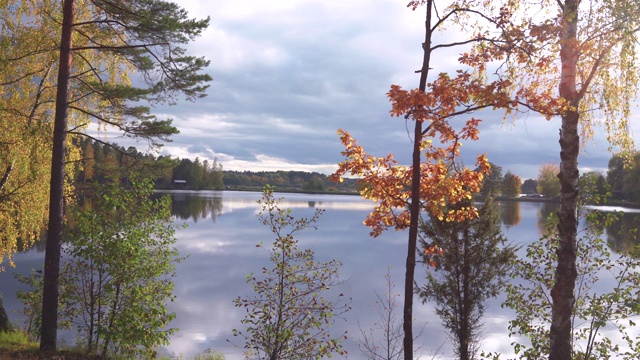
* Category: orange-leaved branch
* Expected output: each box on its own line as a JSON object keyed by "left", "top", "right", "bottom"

{"left": 331, "top": 84, "right": 492, "bottom": 238}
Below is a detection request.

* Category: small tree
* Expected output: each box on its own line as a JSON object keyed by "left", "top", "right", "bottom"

{"left": 356, "top": 268, "right": 405, "bottom": 360}
{"left": 39, "top": 0, "right": 210, "bottom": 348}
{"left": 233, "top": 187, "right": 350, "bottom": 360}
{"left": 502, "top": 171, "right": 522, "bottom": 198}
{"left": 418, "top": 197, "right": 515, "bottom": 360}
{"left": 521, "top": 179, "right": 538, "bottom": 195}
{"left": 494, "top": 183, "right": 640, "bottom": 360}
{"left": 499, "top": 213, "right": 640, "bottom": 360}
{"left": 64, "top": 179, "right": 182, "bottom": 357}
{"left": 15, "top": 268, "right": 76, "bottom": 341}
{"left": 536, "top": 164, "right": 561, "bottom": 198}
{"left": 579, "top": 171, "right": 609, "bottom": 205}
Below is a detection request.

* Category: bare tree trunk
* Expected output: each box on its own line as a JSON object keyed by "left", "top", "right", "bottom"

{"left": 0, "top": 162, "right": 12, "bottom": 193}
{"left": 403, "top": 1, "right": 433, "bottom": 359}
{"left": 40, "top": 0, "right": 74, "bottom": 351}
{"left": 550, "top": 1, "right": 579, "bottom": 359}
{"left": 460, "top": 229, "right": 470, "bottom": 360}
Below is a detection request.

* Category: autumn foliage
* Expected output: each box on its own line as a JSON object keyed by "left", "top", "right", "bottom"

{"left": 331, "top": 79, "right": 507, "bottom": 237}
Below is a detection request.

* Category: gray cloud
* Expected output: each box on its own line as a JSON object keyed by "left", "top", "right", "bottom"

{"left": 116, "top": 0, "right": 640, "bottom": 180}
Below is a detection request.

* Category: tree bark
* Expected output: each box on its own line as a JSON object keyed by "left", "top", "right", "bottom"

{"left": 550, "top": 1, "right": 579, "bottom": 359}
{"left": 403, "top": 1, "right": 432, "bottom": 359}
{"left": 40, "top": 0, "right": 75, "bottom": 351}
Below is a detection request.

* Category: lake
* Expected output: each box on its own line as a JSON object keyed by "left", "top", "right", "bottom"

{"left": 1, "top": 191, "right": 639, "bottom": 359}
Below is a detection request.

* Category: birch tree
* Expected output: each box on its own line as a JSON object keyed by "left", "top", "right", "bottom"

{"left": 0, "top": 0, "right": 76, "bottom": 268}
{"left": 468, "top": 1, "right": 640, "bottom": 358}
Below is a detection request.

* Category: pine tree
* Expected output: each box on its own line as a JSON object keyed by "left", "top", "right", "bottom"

{"left": 40, "top": 0, "right": 211, "bottom": 350}
{"left": 418, "top": 197, "right": 515, "bottom": 360}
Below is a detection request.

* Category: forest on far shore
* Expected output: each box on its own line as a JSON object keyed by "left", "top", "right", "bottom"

{"left": 75, "top": 138, "right": 359, "bottom": 193}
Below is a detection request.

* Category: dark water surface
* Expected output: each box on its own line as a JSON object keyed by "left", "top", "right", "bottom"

{"left": 2, "top": 191, "right": 639, "bottom": 359}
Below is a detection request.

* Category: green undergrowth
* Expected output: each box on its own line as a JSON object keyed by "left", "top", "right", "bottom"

{"left": 0, "top": 330, "right": 225, "bottom": 360}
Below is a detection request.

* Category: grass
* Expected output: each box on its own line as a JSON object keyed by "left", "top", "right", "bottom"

{"left": 0, "top": 329, "right": 36, "bottom": 352}
{"left": 0, "top": 330, "right": 226, "bottom": 359}
{"left": 0, "top": 331, "right": 226, "bottom": 359}
{"left": 0, "top": 329, "right": 103, "bottom": 360}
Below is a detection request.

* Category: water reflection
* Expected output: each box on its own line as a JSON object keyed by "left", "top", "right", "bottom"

{"left": 600, "top": 211, "right": 640, "bottom": 255}
{"left": 3, "top": 193, "right": 640, "bottom": 359}
{"left": 500, "top": 201, "right": 521, "bottom": 227}
{"left": 536, "top": 202, "right": 559, "bottom": 236}
{"left": 169, "top": 192, "right": 223, "bottom": 223}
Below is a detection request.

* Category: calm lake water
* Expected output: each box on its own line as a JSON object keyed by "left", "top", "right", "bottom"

{"left": 1, "top": 191, "right": 639, "bottom": 359}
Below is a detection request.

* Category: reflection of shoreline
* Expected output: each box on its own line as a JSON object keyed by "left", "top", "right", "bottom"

{"left": 493, "top": 196, "right": 559, "bottom": 203}
{"left": 585, "top": 205, "right": 640, "bottom": 213}
{"left": 495, "top": 195, "right": 640, "bottom": 210}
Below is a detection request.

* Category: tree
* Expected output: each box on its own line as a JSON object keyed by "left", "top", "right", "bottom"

{"left": 39, "top": 0, "right": 211, "bottom": 350}
{"left": 607, "top": 154, "right": 626, "bottom": 198}
{"left": 232, "top": 187, "right": 350, "bottom": 360}
{"left": 356, "top": 268, "right": 411, "bottom": 360}
{"left": 64, "top": 179, "right": 181, "bottom": 357}
{"left": 302, "top": 176, "right": 326, "bottom": 192}
{"left": 498, "top": 210, "right": 640, "bottom": 360}
{"left": 579, "top": 171, "right": 608, "bottom": 204}
{"left": 0, "top": 296, "right": 11, "bottom": 333}
{"left": 81, "top": 140, "right": 95, "bottom": 183}
{"left": 620, "top": 153, "right": 640, "bottom": 203}
{"left": 417, "top": 197, "right": 515, "bottom": 360}
{"left": 521, "top": 179, "right": 538, "bottom": 194}
{"left": 536, "top": 164, "right": 561, "bottom": 198}
{"left": 210, "top": 158, "right": 224, "bottom": 190}
{"left": 0, "top": 1, "right": 73, "bottom": 268}
{"left": 471, "top": 1, "right": 640, "bottom": 357}
{"left": 331, "top": 2, "right": 513, "bottom": 357}
{"left": 480, "top": 162, "right": 503, "bottom": 198}
{"left": 502, "top": 171, "right": 522, "bottom": 198}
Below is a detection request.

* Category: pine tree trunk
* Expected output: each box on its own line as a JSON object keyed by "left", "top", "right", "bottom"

{"left": 550, "top": 1, "right": 579, "bottom": 359}
{"left": 40, "top": 0, "right": 74, "bottom": 351}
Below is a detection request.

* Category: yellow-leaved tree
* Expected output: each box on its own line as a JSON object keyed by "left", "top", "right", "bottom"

{"left": 463, "top": 1, "right": 640, "bottom": 358}
{"left": 0, "top": 0, "right": 85, "bottom": 268}
{"left": 2, "top": 0, "right": 211, "bottom": 350}
{"left": 36, "top": 0, "right": 211, "bottom": 351}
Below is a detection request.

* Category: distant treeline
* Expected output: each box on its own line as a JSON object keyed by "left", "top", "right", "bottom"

{"left": 74, "top": 138, "right": 223, "bottom": 190}
{"left": 223, "top": 170, "right": 358, "bottom": 193}
{"left": 75, "top": 139, "right": 357, "bottom": 193}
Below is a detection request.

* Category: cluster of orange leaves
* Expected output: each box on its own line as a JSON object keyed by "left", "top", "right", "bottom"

{"left": 423, "top": 245, "right": 444, "bottom": 267}
{"left": 330, "top": 76, "right": 506, "bottom": 237}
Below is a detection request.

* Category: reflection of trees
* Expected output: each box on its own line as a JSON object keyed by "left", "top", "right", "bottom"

{"left": 171, "top": 195, "right": 223, "bottom": 223}
{"left": 604, "top": 212, "right": 640, "bottom": 255}
{"left": 536, "top": 202, "right": 559, "bottom": 236}
{"left": 500, "top": 201, "right": 521, "bottom": 227}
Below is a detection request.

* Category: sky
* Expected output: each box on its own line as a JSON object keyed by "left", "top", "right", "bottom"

{"left": 104, "top": 0, "right": 640, "bottom": 180}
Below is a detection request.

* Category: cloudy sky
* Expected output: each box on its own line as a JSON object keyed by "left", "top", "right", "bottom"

{"left": 114, "top": 0, "right": 639, "bottom": 180}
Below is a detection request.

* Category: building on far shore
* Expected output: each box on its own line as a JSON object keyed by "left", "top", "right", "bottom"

{"left": 173, "top": 179, "right": 187, "bottom": 188}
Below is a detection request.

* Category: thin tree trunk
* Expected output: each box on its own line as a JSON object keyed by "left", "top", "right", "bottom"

{"left": 403, "top": 2, "right": 432, "bottom": 359}
{"left": 0, "top": 162, "right": 12, "bottom": 193}
{"left": 460, "top": 228, "right": 470, "bottom": 360}
{"left": 550, "top": 1, "right": 579, "bottom": 359}
{"left": 40, "top": 0, "right": 75, "bottom": 351}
